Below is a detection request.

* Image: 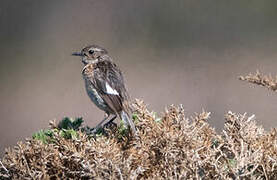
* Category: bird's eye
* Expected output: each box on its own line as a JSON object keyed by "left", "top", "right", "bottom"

{"left": 88, "top": 50, "right": 94, "bottom": 54}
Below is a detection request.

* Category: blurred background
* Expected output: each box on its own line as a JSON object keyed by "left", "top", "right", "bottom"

{"left": 1, "top": 0, "right": 277, "bottom": 156}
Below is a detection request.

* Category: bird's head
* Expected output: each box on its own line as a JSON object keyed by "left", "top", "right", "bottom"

{"left": 72, "top": 45, "right": 108, "bottom": 65}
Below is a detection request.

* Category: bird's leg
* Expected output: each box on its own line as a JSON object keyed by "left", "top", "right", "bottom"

{"left": 105, "top": 114, "right": 117, "bottom": 126}
{"left": 91, "top": 113, "right": 110, "bottom": 134}
{"left": 103, "top": 114, "right": 117, "bottom": 130}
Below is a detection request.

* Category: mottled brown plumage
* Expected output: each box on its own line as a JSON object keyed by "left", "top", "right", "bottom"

{"left": 73, "top": 45, "right": 136, "bottom": 134}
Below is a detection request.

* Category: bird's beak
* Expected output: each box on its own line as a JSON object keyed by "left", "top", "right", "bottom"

{"left": 72, "top": 52, "right": 83, "bottom": 56}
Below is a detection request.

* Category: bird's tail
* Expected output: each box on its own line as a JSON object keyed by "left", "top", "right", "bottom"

{"left": 120, "top": 111, "right": 136, "bottom": 134}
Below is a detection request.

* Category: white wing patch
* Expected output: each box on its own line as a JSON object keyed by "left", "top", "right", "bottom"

{"left": 105, "top": 82, "right": 119, "bottom": 95}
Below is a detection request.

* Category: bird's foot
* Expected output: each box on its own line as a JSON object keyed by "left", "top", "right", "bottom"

{"left": 103, "top": 121, "right": 117, "bottom": 129}
{"left": 82, "top": 122, "right": 117, "bottom": 137}
{"left": 81, "top": 126, "right": 103, "bottom": 136}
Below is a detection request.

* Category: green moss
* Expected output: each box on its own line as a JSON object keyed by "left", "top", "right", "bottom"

{"left": 59, "top": 129, "right": 79, "bottom": 140}
{"left": 32, "top": 129, "right": 55, "bottom": 144}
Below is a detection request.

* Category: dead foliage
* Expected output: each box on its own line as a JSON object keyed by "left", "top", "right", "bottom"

{"left": 1, "top": 99, "right": 277, "bottom": 179}
{"left": 240, "top": 71, "right": 277, "bottom": 92}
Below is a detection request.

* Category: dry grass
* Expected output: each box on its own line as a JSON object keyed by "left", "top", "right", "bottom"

{"left": 239, "top": 71, "right": 277, "bottom": 92}
{"left": 1, "top": 99, "right": 277, "bottom": 179}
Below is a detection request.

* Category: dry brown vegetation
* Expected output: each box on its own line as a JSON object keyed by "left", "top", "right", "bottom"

{"left": 240, "top": 71, "right": 277, "bottom": 92}
{"left": 1, "top": 97, "right": 277, "bottom": 179}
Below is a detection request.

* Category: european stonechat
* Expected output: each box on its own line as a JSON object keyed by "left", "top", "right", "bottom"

{"left": 72, "top": 45, "right": 136, "bottom": 134}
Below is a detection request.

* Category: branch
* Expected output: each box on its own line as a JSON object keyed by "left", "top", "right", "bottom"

{"left": 239, "top": 71, "right": 277, "bottom": 92}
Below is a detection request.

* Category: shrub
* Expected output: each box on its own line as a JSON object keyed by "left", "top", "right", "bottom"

{"left": 1, "top": 99, "right": 276, "bottom": 179}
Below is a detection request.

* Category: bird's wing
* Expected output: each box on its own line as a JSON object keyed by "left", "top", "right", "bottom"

{"left": 92, "top": 60, "right": 129, "bottom": 113}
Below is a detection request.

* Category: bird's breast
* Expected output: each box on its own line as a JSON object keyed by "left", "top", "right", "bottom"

{"left": 84, "top": 79, "right": 108, "bottom": 111}
{"left": 82, "top": 63, "right": 95, "bottom": 78}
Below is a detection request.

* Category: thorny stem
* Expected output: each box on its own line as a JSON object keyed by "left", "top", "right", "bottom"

{"left": 240, "top": 164, "right": 259, "bottom": 177}
{"left": 262, "top": 163, "right": 269, "bottom": 180}
{"left": 22, "top": 152, "right": 33, "bottom": 178}
{"left": 0, "top": 160, "right": 9, "bottom": 174}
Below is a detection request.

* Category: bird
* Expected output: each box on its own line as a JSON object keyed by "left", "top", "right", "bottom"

{"left": 72, "top": 45, "right": 136, "bottom": 134}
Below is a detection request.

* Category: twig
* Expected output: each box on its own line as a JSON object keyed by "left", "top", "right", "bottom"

{"left": 240, "top": 164, "right": 259, "bottom": 177}
{"left": 0, "top": 160, "right": 9, "bottom": 174}
{"left": 262, "top": 163, "right": 269, "bottom": 180}
{"left": 239, "top": 71, "right": 277, "bottom": 92}
{"left": 22, "top": 153, "right": 33, "bottom": 178}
